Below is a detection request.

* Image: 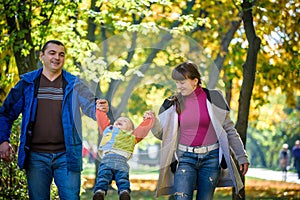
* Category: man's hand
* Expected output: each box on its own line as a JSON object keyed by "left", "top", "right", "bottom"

{"left": 96, "top": 99, "right": 109, "bottom": 113}
{"left": 0, "top": 141, "right": 13, "bottom": 162}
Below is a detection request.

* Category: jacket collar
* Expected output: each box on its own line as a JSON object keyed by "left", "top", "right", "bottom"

{"left": 203, "top": 88, "right": 211, "bottom": 102}
{"left": 20, "top": 68, "right": 43, "bottom": 83}
{"left": 20, "top": 67, "right": 76, "bottom": 86}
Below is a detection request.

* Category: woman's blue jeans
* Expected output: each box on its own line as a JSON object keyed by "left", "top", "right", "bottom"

{"left": 174, "top": 148, "right": 220, "bottom": 200}
{"left": 25, "top": 151, "right": 80, "bottom": 200}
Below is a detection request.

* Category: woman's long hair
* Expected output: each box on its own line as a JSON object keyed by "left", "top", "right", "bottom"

{"left": 170, "top": 61, "right": 202, "bottom": 114}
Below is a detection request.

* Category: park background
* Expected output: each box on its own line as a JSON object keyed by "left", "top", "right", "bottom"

{"left": 0, "top": 0, "right": 299, "bottom": 199}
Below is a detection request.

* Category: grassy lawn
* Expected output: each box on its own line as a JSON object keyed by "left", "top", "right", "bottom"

{"left": 81, "top": 160, "right": 300, "bottom": 199}
{"left": 81, "top": 181, "right": 300, "bottom": 200}
{"left": 81, "top": 187, "right": 233, "bottom": 200}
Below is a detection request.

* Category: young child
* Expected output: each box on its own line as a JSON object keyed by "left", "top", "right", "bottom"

{"left": 93, "top": 109, "right": 156, "bottom": 200}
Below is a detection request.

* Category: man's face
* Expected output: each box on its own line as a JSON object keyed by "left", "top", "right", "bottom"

{"left": 40, "top": 43, "right": 65, "bottom": 74}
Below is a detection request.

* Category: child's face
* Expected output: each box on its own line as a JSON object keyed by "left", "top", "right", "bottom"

{"left": 113, "top": 117, "right": 133, "bottom": 131}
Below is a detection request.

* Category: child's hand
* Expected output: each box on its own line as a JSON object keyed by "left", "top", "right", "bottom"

{"left": 96, "top": 99, "right": 109, "bottom": 113}
{"left": 143, "top": 110, "right": 155, "bottom": 120}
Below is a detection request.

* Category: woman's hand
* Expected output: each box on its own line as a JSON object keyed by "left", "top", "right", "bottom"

{"left": 143, "top": 110, "right": 156, "bottom": 120}
{"left": 240, "top": 163, "right": 249, "bottom": 176}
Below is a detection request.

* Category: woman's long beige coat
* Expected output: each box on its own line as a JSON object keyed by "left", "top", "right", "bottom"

{"left": 151, "top": 89, "right": 249, "bottom": 197}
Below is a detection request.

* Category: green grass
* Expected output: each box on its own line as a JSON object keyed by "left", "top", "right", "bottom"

{"left": 81, "top": 188, "right": 170, "bottom": 200}
{"left": 81, "top": 161, "right": 300, "bottom": 199}
{"left": 130, "top": 165, "right": 160, "bottom": 175}
{"left": 81, "top": 188, "right": 232, "bottom": 200}
{"left": 81, "top": 163, "right": 233, "bottom": 199}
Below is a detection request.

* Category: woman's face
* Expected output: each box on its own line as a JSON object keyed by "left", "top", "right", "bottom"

{"left": 175, "top": 78, "right": 198, "bottom": 96}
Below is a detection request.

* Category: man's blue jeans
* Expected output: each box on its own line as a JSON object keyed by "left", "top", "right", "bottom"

{"left": 94, "top": 154, "right": 130, "bottom": 194}
{"left": 174, "top": 148, "right": 220, "bottom": 200}
{"left": 25, "top": 151, "right": 80, "bottom": 200}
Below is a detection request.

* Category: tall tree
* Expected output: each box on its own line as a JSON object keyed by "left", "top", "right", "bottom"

{"left": 2, "top": 1, "right": 37, "bottom": 75}
{"left": 233, "top": 1, "right": 261, "bottom": 199}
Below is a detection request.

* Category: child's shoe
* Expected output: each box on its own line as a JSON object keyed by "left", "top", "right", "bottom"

{"left": 93, "top": 189, "right": 105, "bottom": 200}
{"left": 119, "top": 190, "right": 130, "bottom": 200}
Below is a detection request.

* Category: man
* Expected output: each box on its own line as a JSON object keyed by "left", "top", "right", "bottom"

{"left": 0, "top": 40, "right": 108, "bottom": 199}
{"left": 292, "top": 140, "right": 300, "bottom": 179}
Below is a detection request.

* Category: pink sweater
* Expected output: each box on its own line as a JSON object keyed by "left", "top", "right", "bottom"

{"left": 179, "top": 86, "right": 218, "bottom": 146}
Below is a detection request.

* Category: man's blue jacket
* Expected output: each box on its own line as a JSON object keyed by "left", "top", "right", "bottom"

{"left": 0, "top": 68, "right": 97, "bottom": 172}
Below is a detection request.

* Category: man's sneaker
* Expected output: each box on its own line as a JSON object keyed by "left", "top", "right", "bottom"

{"left": 119, "top": 190, "right": 130, "bottom": 200}
{"left": 93, "top": 190, "right": 105, "bottom": 200}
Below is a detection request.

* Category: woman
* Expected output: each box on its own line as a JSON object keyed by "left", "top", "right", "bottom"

{"left": 151, "top": 61, "right": 249, "bottom": 200}
{"left": 279, "top": 143, "right": 290, "bottom": 181}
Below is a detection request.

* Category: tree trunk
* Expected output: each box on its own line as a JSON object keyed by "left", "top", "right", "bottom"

{"left": 224, "top": 75, "right": 233, "bottom": 105}
{"left": 207, "top": 19, "right": 241, "bottom": 89}
{"left": 233, "top": 1, "right": 261, "bottom": 199}
{"left": 87, "top": 0, "right": 99, "bottom": 42}
{"left": 4, "top": 2, "right": 37, "bottom": 75}
{"left": 114, "top": 32, "right": 173, "bottom": 117}
{"left": 236, "top": 0, "right": 261, "bottom": 150}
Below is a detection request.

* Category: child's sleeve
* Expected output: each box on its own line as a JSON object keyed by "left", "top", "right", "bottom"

{"left": 133, "top": 117, "right": 155, "bottom": 143}
{"left": 95, "top": 110, "right": 111, "bottom": 134}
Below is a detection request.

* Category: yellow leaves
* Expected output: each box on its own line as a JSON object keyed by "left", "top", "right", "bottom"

{"left": 0, "top": 52, "right": 19, "bottom": 102}
{"left": 219, "top": 50, "right": 227, "bottom": 58}
{"left": 212, "top": 19, "right": 218, "bottom": 25}
{"left": 127, "top": 22, "right": 160, "bottom": 35}
{"left": 292, "top": 45, "right": 299, "bottom": 52}
{"left": 277, "top": 74, "right": 284, "bottom": 81}
{"left": 153, "top": 51, "right": 169, "bottom": 66}
{"left": 255, "top": 100, "right": 286, "bottom": 130}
